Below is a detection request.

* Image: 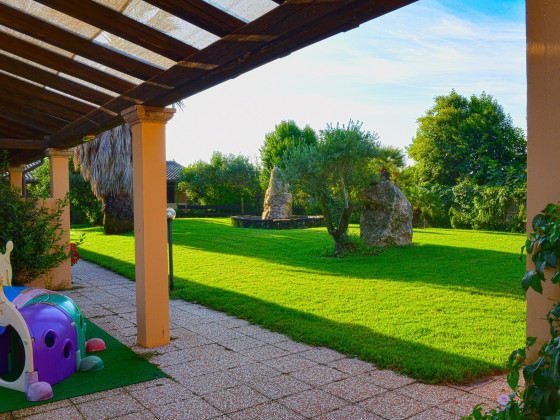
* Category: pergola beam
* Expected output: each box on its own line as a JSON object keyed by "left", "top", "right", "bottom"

{"left": 0, "top": 3, "right": 164, "bottom": 80}
{"left": 143, "top": 0, "right": 245, "bottom": 37}
{"left": 0, "top": 53, "right": 114, "bottom": 106}
{"left": 0, "top": 118, "right": 46, "bottom": 139}
{"left": 0, "top": 32, "right": 136, "bottom": 94}
{"left": 0, "top": 102, "right": 67, "bottom": 133}
{"left": 48, "top": 0, "right": 415, "bottom": 149}
{"left": 34, "top": 0, "right": 198, "bottom": 62}
{"left": 0, "top": 87, "right": 83, "bottom": 122}
{"left": 0, "top": 139, "right": 49, "bottom": 150}
{"left": 0, "top": 73, "right": 94, "bottom": 116}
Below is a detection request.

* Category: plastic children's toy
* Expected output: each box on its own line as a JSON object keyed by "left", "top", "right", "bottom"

{"left": 0, "top": 241, "right": 105, "bottom": 401}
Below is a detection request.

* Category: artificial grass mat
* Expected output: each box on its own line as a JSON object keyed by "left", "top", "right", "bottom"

{"left": 0, "top": 319, "right": 167, "bottom": 413}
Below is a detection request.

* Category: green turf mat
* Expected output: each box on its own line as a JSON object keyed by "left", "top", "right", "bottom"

{"left": 0, "top": 318, "right": 167, "bottom": 413}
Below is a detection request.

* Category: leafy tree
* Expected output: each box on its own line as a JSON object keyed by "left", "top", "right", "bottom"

{"left": 27, "top": 157, "right": 102, "bottom": 225}
{"left": 259, "top": 120, "right": 317, "bottom": 188}
{"left": 178, "top": 152, "right": 261, "bottom": 206}
{"left": 284, "top": 120, "right": 381, "bottom": 256}
{"left": 408, "top": 90, "right": 526, "bottom": 186}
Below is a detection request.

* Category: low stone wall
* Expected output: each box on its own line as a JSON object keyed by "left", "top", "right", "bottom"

{"left": 231, "top": 215, "right": 324, "bottom": 229}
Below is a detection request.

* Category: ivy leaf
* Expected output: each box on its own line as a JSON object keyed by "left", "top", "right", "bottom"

{"left": 527, "top": 336, "right": 537, "bottom": 348}
{"left": 533, "top": 214, "right": 546, "bottom": 231}
{"left": 545, "top": 250, "right": 558, "bottom": 268}
{"left": 522, "top": 271, "right": 536, "bottom": 292}
{"left": 507, "top": 369, "right": 519, "bottom": 390}
{"left": 531, "top": 274, "right": 544, "bottom": 294}
{"left": 552, "top": 271, "right": 560, "bottom": 284}
{"left": 550, "top": 230, "right": 560, "bottom": 245}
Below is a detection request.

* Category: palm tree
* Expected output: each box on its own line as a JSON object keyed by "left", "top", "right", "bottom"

{"left": 374, "top": 146, "right": 406, "bottom": 182}
{"left": 73, "top": 124, "right": 133, "bottom": 234}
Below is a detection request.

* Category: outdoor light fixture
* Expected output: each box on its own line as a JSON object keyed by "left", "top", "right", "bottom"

{"left": 167, "top": 208, "right": 176, "bottom": 291}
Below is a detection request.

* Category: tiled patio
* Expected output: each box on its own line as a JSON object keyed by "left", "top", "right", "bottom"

{"left": 3, "top": 260, "right": 510, "bottom": 419}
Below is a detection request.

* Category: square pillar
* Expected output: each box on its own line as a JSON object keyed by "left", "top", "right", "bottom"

{"left": 8, "top": 166, "right": 25, "bottom": 194}
{"left": 26, "top": 148, "right": 73, "bottom": 289}
{"left": 122, "top": 105, "right": 175, "bottom": 348}
{"left": 526, "top": 1, "right": 560, "bottom": 358}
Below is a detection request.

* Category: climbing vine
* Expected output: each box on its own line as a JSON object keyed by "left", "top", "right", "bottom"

{"left": 465, "top": 202, "right": 560, "bottom": 419}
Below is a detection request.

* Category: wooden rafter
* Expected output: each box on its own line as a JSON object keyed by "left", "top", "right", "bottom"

{"left": 0, "top": 87, "right": 82, "bottom": 122}
{"left": 0, "top": 3, "right": 164, "bottom": 80}
{"left": 0, "top": 102, "right": 67, "bottom": 133}
{"left": 48, "top": 0, "right": 416, "bottom": 149}
{"left": 142, "top": 0, "right": 245, "bottom": 37}
{"left": 0, "top": 111, "right": 54, "bottom": 135}
{"left": 2, "top": 0, "right": 418, "bottom": 165}
{"left": 0, "top": 72, "right": 94, "bottom": 115}
{"left": 0, "top": 139, "right": 48, "bottom": 150}
{"left": 34, "top": 0, "right": 199, "bottom": 62}
{"left": 0, "top": 53, "right": 114, "bottom": 106}
{"left": 0, "top": 32, "right": 136, "bottom": 94}
{"left": 0, "top": 118, "right": 45, "bottom": 140}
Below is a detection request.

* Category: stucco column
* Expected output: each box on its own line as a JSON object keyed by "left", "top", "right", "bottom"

{"left": 8, "top": 166, "right": 25, "bottom": 194}
{"left": 526, "top": 0, "right": 560, "bottom": 359}
{"left": 42, "top": 148, "right": 72, "bottom": 289}
{"left": 122, "top": 105, "right": 175, "bottom": 348}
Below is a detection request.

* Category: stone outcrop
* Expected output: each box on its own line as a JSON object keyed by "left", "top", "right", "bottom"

{"left": 262, "top": 166, "right": 292, "bottom": 219}
{"left": 360, "top": 180, "right": 413, "bottom": 247}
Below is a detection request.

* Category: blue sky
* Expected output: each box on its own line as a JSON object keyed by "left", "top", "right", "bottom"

{"left": 166, "top": 0, "right": 526, "bottom": 167}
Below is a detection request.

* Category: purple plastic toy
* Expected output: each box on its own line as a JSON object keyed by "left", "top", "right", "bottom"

{"left": 19, "top": 304, "right": 77, "bottom": 385}
{"left": 0, "top": 241, "right": 105, "bottom": 401}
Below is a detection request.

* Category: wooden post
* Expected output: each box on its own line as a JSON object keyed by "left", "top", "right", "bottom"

{"left": 122, "top": 106, "right": 175, "bottom": 348}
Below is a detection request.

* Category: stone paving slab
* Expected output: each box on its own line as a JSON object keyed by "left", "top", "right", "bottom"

{"left": 3, "top": 260, "right": 512, "bottom": 419}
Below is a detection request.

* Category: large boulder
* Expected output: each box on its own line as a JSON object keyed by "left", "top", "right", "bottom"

{"left": 262, "top": 166, "right": 292, "bottom": 219}
{"left": 360, "top": 180, "right": 413, "bottom": 247}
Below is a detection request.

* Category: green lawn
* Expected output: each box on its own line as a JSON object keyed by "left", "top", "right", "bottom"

{"left": 72, "top": 218, "right": 526, "bottom": 383}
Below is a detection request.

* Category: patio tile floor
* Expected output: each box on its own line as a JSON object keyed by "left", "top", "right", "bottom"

{"left": 3, "top": 260, "right": 513, "bottom": 419}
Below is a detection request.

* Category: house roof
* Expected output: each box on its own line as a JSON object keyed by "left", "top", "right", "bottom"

{"left": 166, "top": 160, "right": 184, "bottom": 183}
{"left": 0, "top": 0, "right": 416, "bottom": 167}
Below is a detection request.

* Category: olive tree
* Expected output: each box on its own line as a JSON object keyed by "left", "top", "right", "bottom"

{"left": 284, "top": 121, "right": 381, "bottom": 256}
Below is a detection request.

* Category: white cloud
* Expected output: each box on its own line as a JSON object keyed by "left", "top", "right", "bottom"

{"left": 166, "top": 0, "right": 527, "bottom": 167}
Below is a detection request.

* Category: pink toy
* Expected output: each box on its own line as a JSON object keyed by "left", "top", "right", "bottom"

{"left": 86, "top": 338, "right": 106, "bottom": 352}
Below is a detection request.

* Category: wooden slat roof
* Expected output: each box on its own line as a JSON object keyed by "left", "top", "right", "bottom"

{"left": 0, "top": 0, "right": 416, "bottom": 166}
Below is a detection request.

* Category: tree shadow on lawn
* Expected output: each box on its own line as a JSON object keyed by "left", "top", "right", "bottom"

{"left": 168, "top": 223, "right": 526, "bottom": 299}
{"left": 77, "top": 251, "right": 522, "bottom": 383}
{"left": 167, "top": 277, "right": 507, "bottom": 384}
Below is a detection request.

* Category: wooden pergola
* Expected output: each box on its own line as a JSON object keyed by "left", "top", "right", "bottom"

{"left": 1, "top": 0, "right": 560, "bottom": 357}
{"left": 0, "top": 0, "right": 416, "bottom": 347}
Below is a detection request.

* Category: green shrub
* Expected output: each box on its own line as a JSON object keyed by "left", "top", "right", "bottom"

{"left": 27, "top": 157, "right": 102, "bottom": 225}
{"left": 0, "top": 178, "right": 69, "bottom": 285}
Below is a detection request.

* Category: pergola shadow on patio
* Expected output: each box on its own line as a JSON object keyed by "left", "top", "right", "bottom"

{"left": 0, "top": 0, "right": 558, "bottom": 362}
{"left": 2, "top": 259, "right": 510, "bottom": 419}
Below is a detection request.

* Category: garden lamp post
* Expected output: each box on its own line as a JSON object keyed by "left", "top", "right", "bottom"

{"left": 167, "top": 208, "right": 176, "bottom": 291}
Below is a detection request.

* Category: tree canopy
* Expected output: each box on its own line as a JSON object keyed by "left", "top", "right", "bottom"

{"left": 259, "top": 120, "right": 317, "bottom": 187}
{"left": 407, "top": 90, "right": 526, "bottom": 186}
{"left": 284, "top": 120, "right": 381, "bottom": 255}
{"left": 178, "top": 152, "right": 261, "bottom": 206}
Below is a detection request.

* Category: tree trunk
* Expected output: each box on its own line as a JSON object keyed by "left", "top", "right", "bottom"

{"left": 318, "top": 198, "right": 355, "bottom": 256}
{"left": 102, "top": 192, "right": 134, "bottom": 234}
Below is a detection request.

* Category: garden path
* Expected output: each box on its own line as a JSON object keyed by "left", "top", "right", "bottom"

{"left": 5, "top": 260, "right": 510, "bottom": 419}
